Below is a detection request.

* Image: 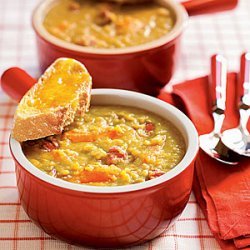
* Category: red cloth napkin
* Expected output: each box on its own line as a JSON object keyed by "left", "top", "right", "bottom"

{"left": 159, "top": 73, "right": 250, "bottom": 249}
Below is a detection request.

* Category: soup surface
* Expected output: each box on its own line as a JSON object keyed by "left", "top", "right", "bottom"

{"left": 43, "top": 0, "right": 175, "bottom": 48}
{"left": 23, "top": 106, "right": 185, "bottom": 186}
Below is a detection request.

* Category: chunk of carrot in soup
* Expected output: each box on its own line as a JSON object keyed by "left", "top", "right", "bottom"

{"left": 80, "top": 170, "right": 112, "bottom": 183}
{"left": 106, "top": 130, "right": 121, "bottom": 139}
{"left": 64, "top": 129, "right": 121, "bottom": 142}
{"left": 64, "top": 131, "right": 97, "bottom": 142}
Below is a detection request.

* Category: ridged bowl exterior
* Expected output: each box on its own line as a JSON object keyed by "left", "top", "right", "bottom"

{"left": 13, "top": 158, "right": 194, "bottom": 248}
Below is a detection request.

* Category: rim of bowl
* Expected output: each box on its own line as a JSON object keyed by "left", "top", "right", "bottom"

{"left": 32, "top": 0, "right": 189, "bottom": 55}
{"left": 10, "top": 89, "right": 199, "bottom": 194}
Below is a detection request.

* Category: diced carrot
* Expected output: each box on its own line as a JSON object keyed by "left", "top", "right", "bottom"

{"left": 80, "top": 170, "right": 111, "bottom": 183}
{"left": 106, "top": 130, "right": 121, "bottom": 139}
{"left": 64, "top": 129, "right": 121, "bottom": 142}
{"left": 64, "top": 131, "right": 97, "bottom": 142}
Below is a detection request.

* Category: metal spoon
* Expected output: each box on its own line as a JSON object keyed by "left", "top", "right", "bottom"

{"left": 199, "top": 55, "right": 239, "bottom": 165}
{"left": 221, "top": 52, "right": 250, "bottom": 157}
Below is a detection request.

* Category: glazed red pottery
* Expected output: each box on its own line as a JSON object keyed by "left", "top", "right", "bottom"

{"left": 6, "top": 84, "right": 199, "bottom": 248}
{"left": 32, "top": 0, "right": 238, "bottom": 96}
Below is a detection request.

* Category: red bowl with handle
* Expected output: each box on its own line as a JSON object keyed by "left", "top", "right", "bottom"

{"left": 7, "top": 82, "right": 199, "bottom": 247}
{"left": 32, "top": 0, "right": 238, "bottom": 96}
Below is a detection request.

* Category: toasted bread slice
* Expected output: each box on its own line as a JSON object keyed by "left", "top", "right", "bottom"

{"left": 12, "top": 58, "right": 92, "bottom": 142}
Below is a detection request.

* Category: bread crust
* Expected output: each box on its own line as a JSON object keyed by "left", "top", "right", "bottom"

{"left": 12, "top": 58, "right": 92, "bottom": 142}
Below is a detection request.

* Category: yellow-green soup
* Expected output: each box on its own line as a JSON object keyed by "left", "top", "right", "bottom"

{"left": 23, "top": 106, "right": 185, "bottom": 186}
{"left": 43, "top": 0, "right": 175, "bottom": 48}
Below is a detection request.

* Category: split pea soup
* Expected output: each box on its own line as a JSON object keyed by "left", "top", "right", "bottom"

{"left": 22, "top": 106, "right": 186, "bottom": 186}
{"left": 43, "top": 0, "right": 175, "bottom": 48}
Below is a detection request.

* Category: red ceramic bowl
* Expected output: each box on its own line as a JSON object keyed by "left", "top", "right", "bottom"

{"left": 32, "top": 0, "right": 238, "bottom": 96}
{"left": 10, "top": 89, "right": 199, "bottom": 248}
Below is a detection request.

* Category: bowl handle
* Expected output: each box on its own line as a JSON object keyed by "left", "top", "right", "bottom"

{"left": 182, "top": 0, "right": 238, "bottom": 16}
{"left": 0, "top": 67, "right": 36, "bottom": 102}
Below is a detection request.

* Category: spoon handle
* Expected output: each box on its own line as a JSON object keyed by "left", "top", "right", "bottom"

{"left": 239, "top": 52, "right": 250, "bottom": 134}
{"left": 210, "top": 54, "right": 227, "bottom": 135}
{"left": 239, "top": 53, "right": 250, "bottom": 108}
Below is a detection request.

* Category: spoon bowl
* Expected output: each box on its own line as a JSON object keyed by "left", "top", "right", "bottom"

{"left": 222, "top": 128, "right": 250, "bottom": 157}
{"left": 199, "top": 133, "right": 240, "bottom": 165}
